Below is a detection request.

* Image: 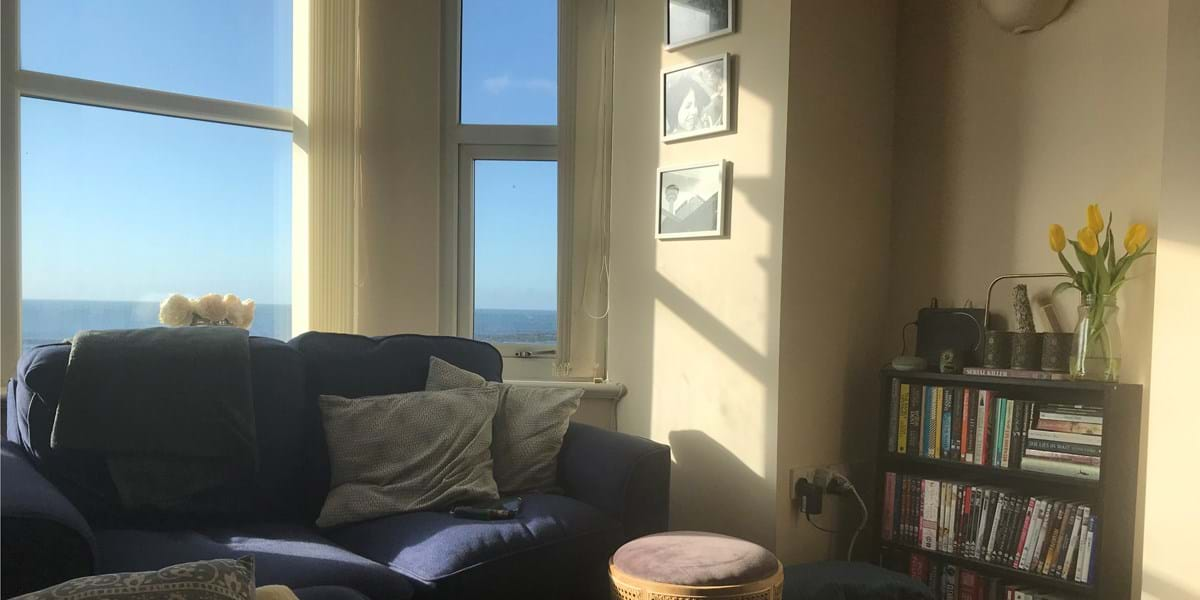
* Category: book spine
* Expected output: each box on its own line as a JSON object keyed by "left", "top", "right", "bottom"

{"left": 910, "top": 551, "right": 928, "bottom": 581}
{"left": 943, "top": 564, "right": 958, "bottom": 600}
{"left": 1019, "top": 499, "right": 1045, "bottom": 571}
{"left": 882, "top": 472, "right": 896, "bottom": 541}
{"left": 1012, "top": 401, "right": 1029, "bottom": 469}
{"left": 923, "top": 386, "right": 935, "bottom": 458}
{"left": 1001, "top": 398, "right": 1015, "bottom": 468}
{"left": 1026, "top": 429, "right": 1104, "bottom": 446}
{"left": 1074, "top": 515, "right": 1091, "bottom": 583}
{"left": 974, "top": 489, "right": 994, "bottom": 560}
{"left": 934, "top": 386, "right": 944, "bottom": 459}
{"left": 985, "top": 492, "right": 1005, "bottom": 562}
{"left": 1064, "top": 506, "right": 1090, "bottom": 581}
{"left": 1023, "top": 449, "right": 1102, "bottom": 465}
{"left": 966, "top": 388, "right": 978, "bottom": 464}
{"left": 897, "top": 383, "right": 910, "bottom": 454}
{"left": 1013, "top": 496, "right": 1036, "bottom": 568}
{"left": 888, "top": 379, "right": 899, "bottom": 453}
{"left": 957, "top": 485, "right": 972, "bottom": 556}
{"left": 1040, "top": 502, "right": 1067, "bottom": 574}
{"left": 975, "top": 391, "right": 988, "bottom": 465}
{"left": 907, "top": 384, "right": 923, "bottom": 456}
{"left": 1039, "top": 408, "right": 1104, "bottom": 424}
{"left": 1035, "top": 419, "right": 1103, "bottom": 435}
{"left": 1020, "top": 456, "right": 1101, "bottom": 480}
{"left": 1024, "top": 438, "right": 1102, "bottom": 457}
{"left": 960, "top": 388, "right": 971, "bottom": 463}
{"left": 989, "top": 395, "right": 1002, "bottom": 466}
{"left": 950, "top": 387, "right": 962, "bottom": 462}
{"left": 921, "top": 479, "right": 940, "bottom": 550}
{"left": 1053, "top": 504, "right": 1080, "bottom": 578}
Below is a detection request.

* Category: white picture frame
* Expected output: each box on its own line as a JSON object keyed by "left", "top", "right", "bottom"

{"left": 656, "top": 160, "right": 727, "bottom": 240}
{"left": 661, "top": 53, "right": 731, "bottom": 143}
{"left": 665, "top": 0, "right": 736, "bottom": 50}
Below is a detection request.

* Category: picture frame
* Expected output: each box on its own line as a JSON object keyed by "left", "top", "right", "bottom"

{"left": 665, "top": 0, "right": 736, "bottom": 50}
{"left": 656, "top": 160, "right": 727, "bottom": 240}
{"left": 661, "top": 53, "right": 731, "bottom": 143}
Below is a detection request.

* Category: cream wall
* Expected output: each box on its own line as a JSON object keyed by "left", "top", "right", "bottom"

{"left": 887, "top": 0, "right": 1166, "bottom": 383}
{"left": 1142, "top": 2, "right": 1200, "bottom": 599}
{"left": 775, "top": 0, "right": 897, "bottom": 563}
{"left": 609, "top": 0, "right": 793, "bottom": 548}
{"left": 354, "top": 0, "right": 441, "bottom": 336}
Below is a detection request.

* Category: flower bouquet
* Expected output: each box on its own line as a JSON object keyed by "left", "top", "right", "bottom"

{"left": 159, "top": 293, "right": 256, "bottom": 329}
{"left": 1048, "top": 204, "right": 1152, "bottom": 381}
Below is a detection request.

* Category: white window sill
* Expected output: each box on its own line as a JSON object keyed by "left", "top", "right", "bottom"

{"left": 504, "top": 379, "right": 627, "bottom": 402}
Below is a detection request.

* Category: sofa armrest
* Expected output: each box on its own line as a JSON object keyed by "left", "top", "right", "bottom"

{"left": 2, "top": 441, "right": 95, "bottom": 597}
{"left": 558, "top": 422, "right": 670, "bottom": 540}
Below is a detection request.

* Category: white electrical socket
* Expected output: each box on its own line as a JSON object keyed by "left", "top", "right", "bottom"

{"left": 788, "top": 464, "right": 848, "bottom": 500}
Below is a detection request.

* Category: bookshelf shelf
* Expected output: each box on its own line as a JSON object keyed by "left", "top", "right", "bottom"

{"left": 880, "top": 541, "right": 1097, "bottom": 597}
{"left": 879, "top": 454, "right": 1102, "bottom": 492}
{"left": 875, "top": 369, "right": 1144, "bottom": 600}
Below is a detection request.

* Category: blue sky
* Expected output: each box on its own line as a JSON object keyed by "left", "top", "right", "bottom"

{"left": 20, "top": 0, "right": 558, "bottom": 312}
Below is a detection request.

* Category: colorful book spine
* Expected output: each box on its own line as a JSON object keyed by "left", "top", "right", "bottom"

{"left": 942, "top": 388, "right": 954, "bottom": 460}
{"left": 907, "top": 384, "right": 923, "bottom": 456}
{"left": 897, "top": 383, "right": 910, "bottom": 454}
{"left": 921, "top": 479, "right": 941, "bottom": 550}
{"left": 966, "top": 388, "right": 978, "bottom": 464}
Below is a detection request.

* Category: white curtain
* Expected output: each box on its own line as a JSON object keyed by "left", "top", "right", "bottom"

{"left": 557, "top": 0, "right": 614, "bottom": 380}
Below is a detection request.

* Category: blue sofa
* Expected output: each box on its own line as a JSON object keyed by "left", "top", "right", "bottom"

{"left": 1, "top": 333, "right": 671, "bottom": 600}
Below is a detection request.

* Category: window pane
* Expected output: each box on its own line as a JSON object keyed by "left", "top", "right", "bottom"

{"left": 473, "top": 160, "right": 557, "bottom": 345}
{"left": 460, "top": 0, "right": 557, "bottom": 125}
{"left": 20, "top": 0, "right": 291, "bottom": 108}
{"left": 20, "top": 99, "right": 291, "bottom": 352}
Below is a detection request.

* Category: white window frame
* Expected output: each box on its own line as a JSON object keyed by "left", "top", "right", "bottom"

{"left": 0, "top": 0, "right": 298, "bottom": 380}
{"left": 440, "top": 0, "right": 575, "bottom": 363}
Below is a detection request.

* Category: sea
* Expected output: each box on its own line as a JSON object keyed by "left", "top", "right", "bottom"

{"left": 18, "top": 300, "right": 556, "bottom": 352}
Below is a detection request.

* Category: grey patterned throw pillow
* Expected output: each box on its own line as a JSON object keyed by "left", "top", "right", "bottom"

{"left": 15, "top": 556, "right": 255, "bottom": 600}
{"left": 316, "top": 387, "right": 501, "bottom": 528}
{"left": 425, "top": 357, "right": 582, "bottom": 494}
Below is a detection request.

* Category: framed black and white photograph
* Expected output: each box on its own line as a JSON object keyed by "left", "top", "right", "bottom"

{"left": 657, "top": 160, "right": 727, "bottom": 239}
{"left": 665, "top": 0, "right": 735, "bottom": 50}
{"left": 661, "top": 53, "right": 731, "bottom": 143}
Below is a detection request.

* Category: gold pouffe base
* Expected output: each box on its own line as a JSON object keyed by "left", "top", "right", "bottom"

{"left": 610, "top": 559, "right": 784, "bottom": 600}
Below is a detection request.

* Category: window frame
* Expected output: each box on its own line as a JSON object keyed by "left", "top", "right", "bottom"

{"left": 0, "top": 0, "right": 297, "bottom": 379}
{"left": 440, "top": 0, "right": 575, "bottom": 364}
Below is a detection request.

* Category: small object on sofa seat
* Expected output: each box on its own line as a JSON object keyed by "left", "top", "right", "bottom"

{"left": 451, "top": 497, "right": 523, "bottom": 520}
{"left": 610, "top": 531, "right": 783, "bottom": 599}
{"left": 257, "top": 586, "right": 301, "bottom": 600}
{"left": 781, "top": 562, "right": 933, "bottom": 600}
{"left": 15, "top": 556, "right": 256, "bottom": 600}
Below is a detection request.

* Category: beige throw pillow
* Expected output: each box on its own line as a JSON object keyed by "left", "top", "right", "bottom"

{"left": 15, "top": 557, "right": 255, "bottom": 600}
{"left": 316, "top": 387, "right": 500, "bottom": 528}
{"left": 425, "top": 357, "right": 582, "bottom": 494}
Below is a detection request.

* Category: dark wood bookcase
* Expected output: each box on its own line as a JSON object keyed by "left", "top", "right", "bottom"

{"left": 874, "top": 368, "right": 1144, "bottom": 599}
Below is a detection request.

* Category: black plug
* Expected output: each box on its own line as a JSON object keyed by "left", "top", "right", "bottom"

{"left": 794, "top": 477, "right": 824, "bottom": 515}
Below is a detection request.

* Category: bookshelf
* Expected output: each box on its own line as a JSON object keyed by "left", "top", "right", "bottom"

{"left": 874, "top": 368, "right": 1144, "bottom": 599}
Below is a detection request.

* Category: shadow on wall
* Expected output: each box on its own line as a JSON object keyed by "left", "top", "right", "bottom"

{"left": 669, "top": 429, "right": 774, "bottom": 545}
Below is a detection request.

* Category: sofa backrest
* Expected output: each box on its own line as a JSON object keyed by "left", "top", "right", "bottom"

{"left": 7, "top": 337, "right": 327, "bottom": 527}
{"left": 6, "top": 331, "right": 504, "bottom": 528}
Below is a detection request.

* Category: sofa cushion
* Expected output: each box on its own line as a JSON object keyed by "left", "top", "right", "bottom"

{"left": 16, "top": 556, "right": 257, "bottom": 600}
{"left": 93, "top": 524, "right": 412, "bottom": 600}
{"left": 7, "top": 339, "right": 327, "bottom": 527}
{"left": 315, "top": 388, "right": 501, "bottom": 528}
{"left": 289, "top": 333, "right": 503, "bottom": 400}
{"left": 324, "top": 494, "right": 623, "bottom": 598}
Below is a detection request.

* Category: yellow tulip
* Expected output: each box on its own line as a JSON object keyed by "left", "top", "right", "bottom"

{"left": 1086, "top": 204, "right": 1104, "bottom": 234}
{"left": 1124, "top": 223, "right": 1149, "bottom": 254}
{"left": 1078, "top": 227, "right": 1099, "bottom": 256}
{"left": 1048, "top": 224, "right": 1066, "bottom": 253}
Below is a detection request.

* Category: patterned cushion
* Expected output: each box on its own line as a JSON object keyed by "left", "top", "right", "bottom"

{"left": 15, "top": 556, "right": 255, "bottom": 600}
{"left": 315, "top": 388, "right": 501, "bottom": 528}
{"left": 425, "top": 357, "right": 582, "bottom": 494}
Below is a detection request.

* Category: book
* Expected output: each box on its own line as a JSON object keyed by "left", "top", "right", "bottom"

{"left": 1001, "top": 398, "right": 1015, "bottom": 468}
{"left": 907, "top": 384, "right": 923, "bottom": 456}
{"left": 882, "top": 472, "right": 896, "bottom": 541}
{"left": 889, "top": 379, "right": 899, "bottom": 452}
{"left": 1052, "top": 504, "right": 1080, "bottom": 578}
{"left": 1023, "top": 449, "right": 1102, "bottom": 465}
{"left": 1040, "top": 404, "right": 1104, "bottom": 423}
{"left": 922, "top": 386, "right": 936, "bottom": 457}
{"left": 1021, "top": 456, "right": 1101, "bottom": 480}
{"left": 966, "top": 388, "right": 978, "bottom": 463}
{"left": 1012, "top": 496, "right": 1036, "bottom": 569}
{"left": 1026, "top": 429, "right": 1102, "bottom": 446}
{"left": 940, "top": 386, "right": 950, "bottom": 456}
{"left": 975, "top": 390, "right": 989, "bottom": 465}
{"left": 1035, "top": 418, "right": 1103, "bottom": 435}
{"left": 1062, "top": 505, "right": 1089, "bottom": 580}
{"left": 942, "top": 564, "right": 959, "bottom": 600}
{"left": 1024, "top": 438, "right": 1102, "bottom": 457}
{"left": 933, "top": 387, "right": 944, "bottom": 459}
{"left": 961, "top": 367, "right": 1071, "bottom": 381}
{"left": 897, "top": 383, "right": 910, "bottom": 454}
{"left": 1019, "top": 498, "right": 1047, "bottom": 570}
{"left": 921, "top": 479, "right": 940, "bottom": 550}
{"left": 951, "top": 388, "right": 964, "bottom": 462}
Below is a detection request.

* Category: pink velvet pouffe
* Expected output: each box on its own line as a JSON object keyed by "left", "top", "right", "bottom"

{"left": 610, "top": 531, "right": 784, "bottom": 600}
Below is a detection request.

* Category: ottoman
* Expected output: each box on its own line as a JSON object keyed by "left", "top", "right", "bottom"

{"left": 610, "top": 531, "right": 783, "bottom": 599}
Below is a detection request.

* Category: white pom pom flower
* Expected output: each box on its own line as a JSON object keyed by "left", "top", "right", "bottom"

{"left": 159, "top": 293, "right": 194, "bottom": 327}
{"left": 223, "top": 294, "right": 243, "bottom": 326}
{"left": 238, "top": 299, "right": 256, "bottom": 329}
{"left": 196, "top": 293, "right": 227, "bottom": 323}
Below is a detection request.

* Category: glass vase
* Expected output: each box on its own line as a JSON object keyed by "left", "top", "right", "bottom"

{"left": 1069, "top": 294, "right": 1121, "bottom": 382}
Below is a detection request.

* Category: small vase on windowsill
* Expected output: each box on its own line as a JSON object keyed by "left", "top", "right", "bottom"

{"left": 1069, "top": 294, "right": 1121, "bottom": 382}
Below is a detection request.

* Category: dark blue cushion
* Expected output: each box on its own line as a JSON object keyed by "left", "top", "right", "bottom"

{"left": 94, "top": 523, "right": 412, "bottom": 600}
{"left": 324, "top": 494, "right": 622, "bottom": 599}
{"left": 288, "top": 332, "right": 503, "bottom": 399}
{"left": 6, "top": 339, "right": 326, "bottom": 526}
